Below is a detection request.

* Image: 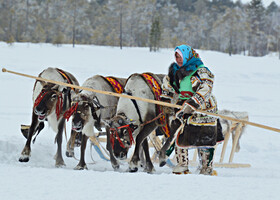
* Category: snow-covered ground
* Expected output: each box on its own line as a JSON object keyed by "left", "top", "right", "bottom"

{"left": 0, "top": 42, "right": 279, "bottom": 200}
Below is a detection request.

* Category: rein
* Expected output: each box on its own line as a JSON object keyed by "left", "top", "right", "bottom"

{"left": 140, "top": 112, "right": 164, "bottom": 127}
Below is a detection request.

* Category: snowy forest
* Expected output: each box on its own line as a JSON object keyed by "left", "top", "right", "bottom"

{"left": 0, "top": 0, "right": 279, "bottom": 57}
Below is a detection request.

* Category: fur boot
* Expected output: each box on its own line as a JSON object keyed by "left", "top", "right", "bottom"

{"left": 172, "top": 146, "right": 190, "bottom": 174}
{"left": 198, "top": 148, "right": 217, "bottom": 176}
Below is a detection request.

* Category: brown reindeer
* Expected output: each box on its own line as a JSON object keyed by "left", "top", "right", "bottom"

{"left": 19, "top": 67, "right": 79, "bottom": 167}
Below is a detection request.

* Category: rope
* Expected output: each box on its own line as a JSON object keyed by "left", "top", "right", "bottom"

{"left": 140, "top": 113, "right": 164, "bottom": 127}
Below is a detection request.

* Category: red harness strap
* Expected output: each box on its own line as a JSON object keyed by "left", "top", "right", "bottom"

{"left": 34, "top": 90, "right": 47, "bottom": 108}
{"left": 110, "top": 125, "right": 135, "bottom": 149}
{"left": 55, "top": 93, "right": 63, "bottom": 120}
{"left": 63, "top": 102, "right": 78, "bottom": 121}
{"left": 34, "top": 90, "right": 63, "bottom": 120}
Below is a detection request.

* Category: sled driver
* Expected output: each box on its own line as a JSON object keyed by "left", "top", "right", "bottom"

{"left": 162, "top": 44, "right": 223, "bottom": 175}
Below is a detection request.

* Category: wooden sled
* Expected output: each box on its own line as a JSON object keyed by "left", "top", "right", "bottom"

{"left": 89, "top": 132, "right": 110, "bottom": 162}
{"left": 213, "top": 119, "right": 251, "bottom": 168}
{"left": 148, "top": 118, "right": 251, "bottom": 168}
{"left": 87, "top": 116, "right": 251, "bottom": 168}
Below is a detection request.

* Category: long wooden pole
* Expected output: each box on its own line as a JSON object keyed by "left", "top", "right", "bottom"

{"left": 2, "top": 68, "right": 280, "bottom": 133}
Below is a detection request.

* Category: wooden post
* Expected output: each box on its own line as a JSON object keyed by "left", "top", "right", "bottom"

{"left": 219, "top": 130, "right": 231, "bottom": 163}
{"left": 229, "top": 123, "right": 243, "bottom": 163}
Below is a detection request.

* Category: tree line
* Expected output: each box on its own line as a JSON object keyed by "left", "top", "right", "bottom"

{"left": 0, "top": 0, "right": 279, "bottom": 57}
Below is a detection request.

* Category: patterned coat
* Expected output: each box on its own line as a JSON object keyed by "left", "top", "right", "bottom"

{"left": 168, "top": 62, "right": 218, "bottom": 127}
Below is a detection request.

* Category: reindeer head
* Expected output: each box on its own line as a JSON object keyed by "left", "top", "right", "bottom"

{"left": 109, "top": 114, "right": 138, "bottom": 160}
{"left": 34, "top": 83, "right": 64, "bottom": 122}
{"left": 64, "top": 93, "right": 102, "bottom": 133}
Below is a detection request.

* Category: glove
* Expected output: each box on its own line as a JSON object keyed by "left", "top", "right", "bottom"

{"left": 175, "top": 102, "right": 195, "bottom": 120}
{"left": 162, "top": 75, "right": 173, "bottom": 92}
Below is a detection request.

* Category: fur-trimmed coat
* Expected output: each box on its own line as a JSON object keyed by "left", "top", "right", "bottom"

{"left": 168, "top": 62, "right": 218, "bottom": 126}
{"left": 162, "top": 62, "right": 223, "bottom": 147}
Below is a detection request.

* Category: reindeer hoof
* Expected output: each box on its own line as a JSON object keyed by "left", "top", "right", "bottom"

{"left": 19, "top": 155, "right": 29, "bottom": 162}
{"left": 55, "top": 161, "right": 66, "bottom": 168}
{"left": 128, "top": 167, "right": 138, "bottom": 173}
{"left": 143, "top": 162, "right": 155, "bottom": 173}
{"left": 74, "top": 165, "right": 88, "bottom": 170}
{"left": 144, "top": 167, "right": 155, "bottom": 174}
{"left": 159, "top": 160, "right": 166, "bottom": 167}
{"left": 55, "top": 164, "right": 66, "bottom": 168}
{"left": 66, "top": 151, "right": 74, "bottom": 158}
{"left": 112, "top": 164, "right": 120, "bottom": 170}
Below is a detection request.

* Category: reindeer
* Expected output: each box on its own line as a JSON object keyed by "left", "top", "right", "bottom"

{"left": 108, "top": 73, "right": 166, "bottom": 173}
{"left": 219, "top": 109, "right": 248, "bottom": 152}
{"left": 64, "top": 75, "right": 126, "bottom": 170}
{"left": 19, "top": 67, "right": 79, "bottom": 167}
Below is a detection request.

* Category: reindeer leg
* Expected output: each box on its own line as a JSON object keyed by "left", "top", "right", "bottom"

{"left": 142, "top": 138, "right": 155, "bottom": 173}
{"left": 129, "top": 122, "right": 156, "bottom": 172}
{"left": 74, "top": 134, "right": 88, "bottom": 170}
{"left": 158, "top": 137, "right": 172, "bottom": 167}
{"left": 106, "top": 127, "right": 120, "bottom": 170}
{"left": 66, "top": 130, "right": 76, "bottom": 157}
{"left": 19, "top": 110, "right": 39, "bottom": 162}
{"left": 158, "top": 119, "right": 181, "bottom": 167}
{"left": 55, "top": 119, "right": 66, "bottom": 167}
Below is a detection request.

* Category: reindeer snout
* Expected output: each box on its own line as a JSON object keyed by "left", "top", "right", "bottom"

{"left": 119, "top": 152, "right": 127, "bottom": 160}
{"left": 73, "top": 121, "right": 82, "bottom": 127}
{"left": 72, "top": 121, "right": 83, "bottom": 132}
{"left": 34, "top": 107, "right": 46, "bottom": 121}
{"left": 34, "top": 107, "right": 45, "bottom": 115}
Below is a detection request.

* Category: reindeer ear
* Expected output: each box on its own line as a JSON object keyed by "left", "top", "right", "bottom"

{"left": 89, "top": 102, "right": 97, "bottom": 112}
{"left": 38, "top": 80, "right": 47, "bottom": 87}
{"left": 50, "top": 84, "right": 59, "bottom": 90}
{"left": 92, "top": 96, "right": 104, "bottom": 109}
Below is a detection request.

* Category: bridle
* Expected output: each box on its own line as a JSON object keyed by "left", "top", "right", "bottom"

{"left": 109, "top": 92, "right": 164, "bottom": 150}
{"left": 34, "top": 89, "right": 63, "bottom": 120}
{"left": 109, "top": 112, "right": 164, "bottom": 149}
{"left": 63, "top": 97, "right": 103, "bottom": 131}
{"left": 110, "top": 124, "right": 135, "bottom": 149}
{"left": 63, "top": 101, "right": 78, "bottom": 121}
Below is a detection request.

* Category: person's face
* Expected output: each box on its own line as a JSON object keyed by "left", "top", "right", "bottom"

{"left": 175, "top": 52, "right": 183, "bottom": 67}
